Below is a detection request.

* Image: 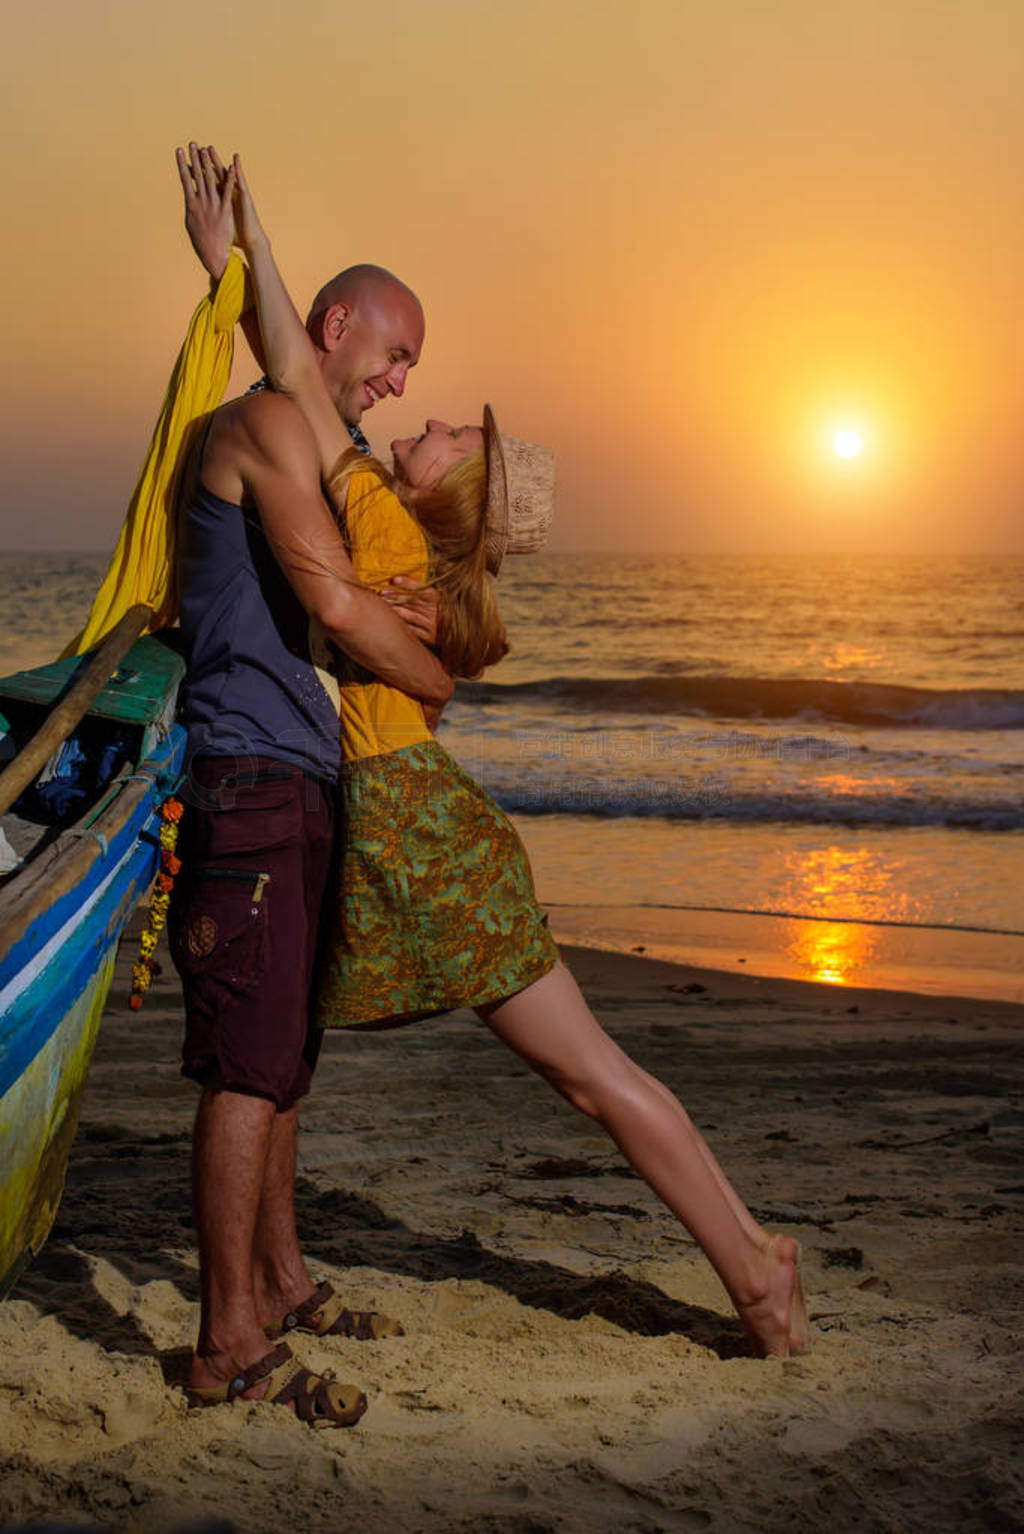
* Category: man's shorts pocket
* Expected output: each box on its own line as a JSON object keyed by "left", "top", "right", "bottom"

{"left": 197, "top": 772, "right": 306, "bottom": 859}
{"left": 170, "top": 866, "right": 271, "bottom": 1012}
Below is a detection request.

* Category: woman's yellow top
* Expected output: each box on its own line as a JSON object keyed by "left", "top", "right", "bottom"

{"left": 335, "top": 471, "right": 434, "bottom": 762}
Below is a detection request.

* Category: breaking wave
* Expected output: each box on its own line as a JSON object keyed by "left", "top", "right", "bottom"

{"left": 458, "top": 675, "right": 1024, "bottom": 731}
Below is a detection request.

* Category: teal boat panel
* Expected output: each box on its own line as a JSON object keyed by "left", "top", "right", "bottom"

{"left": 0, "top": 634, "right": 185, "bottom": 727}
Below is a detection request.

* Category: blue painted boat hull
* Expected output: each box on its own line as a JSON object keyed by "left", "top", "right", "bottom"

{"left": 0, "top": 640, "right": 186, "bottom": 1296}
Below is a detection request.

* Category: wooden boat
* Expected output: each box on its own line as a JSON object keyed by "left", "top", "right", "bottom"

{"left": 0, "top": 614, "right": 186, "bottom": 1296}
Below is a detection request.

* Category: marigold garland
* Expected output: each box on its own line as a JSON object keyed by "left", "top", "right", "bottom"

{"left": 130, "top": 796, "right": 184, "bottom": 1010}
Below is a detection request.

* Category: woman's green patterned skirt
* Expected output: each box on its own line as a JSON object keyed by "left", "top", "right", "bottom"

{"left": 314, "top": 739, "right": 559, "bottom": 1028}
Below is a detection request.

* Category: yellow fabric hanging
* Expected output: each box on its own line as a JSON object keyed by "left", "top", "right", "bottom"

{"left": 62, "top": 253, "right": 249, "bottom": 657}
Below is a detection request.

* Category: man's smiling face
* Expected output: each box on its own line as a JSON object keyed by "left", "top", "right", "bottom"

{"left": 325, "top": 280, "right": 425, "bottom": 427}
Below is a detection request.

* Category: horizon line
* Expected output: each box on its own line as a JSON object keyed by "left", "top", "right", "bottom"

{"left": 1, "top": 546, "right": 1023, "bottom": 560}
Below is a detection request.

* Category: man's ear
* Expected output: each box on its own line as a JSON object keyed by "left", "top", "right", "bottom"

{"left": 310, "top": 301, "right": 352, "bottom": 351}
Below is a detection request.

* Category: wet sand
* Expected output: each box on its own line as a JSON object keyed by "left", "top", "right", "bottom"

{"left": 548, "top": 903, "right": 1024, "bottom": 1005}
{"left": 2, "top": 922, "right": 1023, "bottom": 1533}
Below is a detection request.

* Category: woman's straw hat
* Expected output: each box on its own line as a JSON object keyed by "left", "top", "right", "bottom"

{"left": 482, "top": 404, "right": 556, "bottom": 575}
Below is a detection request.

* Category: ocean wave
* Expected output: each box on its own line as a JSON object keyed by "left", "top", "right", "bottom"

{"left": 458, "top": 674, "right": 1024, "bottom": 731}
{"left": 486, "top": 778, "right": 1024, "bottom": 830}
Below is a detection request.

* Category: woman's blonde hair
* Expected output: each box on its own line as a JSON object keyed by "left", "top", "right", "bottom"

{"left": 327, "top": 445, "right": 508, "bottom": 680}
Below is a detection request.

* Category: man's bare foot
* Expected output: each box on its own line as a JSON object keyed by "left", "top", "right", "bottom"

{"left": 736, "top": 1233, "right": 808, "bottom": 1358}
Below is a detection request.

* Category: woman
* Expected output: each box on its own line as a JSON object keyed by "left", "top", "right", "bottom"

{"left": 179, "top": 146, "right": 808, "bottom": 1362}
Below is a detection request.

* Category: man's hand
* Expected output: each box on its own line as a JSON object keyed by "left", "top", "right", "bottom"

{"left": 380, "top": 577, "right": 451, "bottom": 728}
{"left": 176, "top": 142, "right": 237, "bottom": 282}
{"left": 381, "top": 575, "right": 441, "bottom": 647}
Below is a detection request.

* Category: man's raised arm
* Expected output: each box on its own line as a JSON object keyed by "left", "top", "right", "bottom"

{"left": 236, "top": 392, "right": 452, "bottom": 710}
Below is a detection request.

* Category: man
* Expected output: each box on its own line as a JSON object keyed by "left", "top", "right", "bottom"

{"left": 171, "top": 146, "right": 450, "bottom": 1425}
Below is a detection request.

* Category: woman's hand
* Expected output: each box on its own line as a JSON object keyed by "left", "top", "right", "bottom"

{"left": 176, "top": 142, "right": 237, "bottom": 282}
{"left": 230, "top": 153, "right": 271, "bottom": 259}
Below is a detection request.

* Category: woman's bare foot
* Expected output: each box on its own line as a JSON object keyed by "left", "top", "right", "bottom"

{"left": 785, "top": 1239, "right": 811, "bottom": 1355}
{"left": 735, "top": 1233, "right": 809, "bottom": 1358}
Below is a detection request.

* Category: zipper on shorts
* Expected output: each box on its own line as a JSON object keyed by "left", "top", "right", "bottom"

{"left": 216, "top": 766, "right": 297, "bottom": 788}
{"left": 192, "top": 866, "right": 272, "bottom": 904}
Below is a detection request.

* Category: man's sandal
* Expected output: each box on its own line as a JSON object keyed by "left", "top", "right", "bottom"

{"left": 186, "top": 1341, "right": 366, "bottom": 1427}
{"left": 267, "top": 1279, "right": 403, "bottom": 1342}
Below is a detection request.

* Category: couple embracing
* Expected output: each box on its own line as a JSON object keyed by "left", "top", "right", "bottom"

{"left": 85, "top": 144, "right": 806, "bottom": 1429}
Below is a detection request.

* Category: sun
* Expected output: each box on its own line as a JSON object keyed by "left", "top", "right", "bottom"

{"left": 833, "top": 428, "right": 863, "bottom": 459}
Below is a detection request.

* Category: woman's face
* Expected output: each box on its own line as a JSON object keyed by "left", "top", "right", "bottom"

{"left": 391, "top": 419, "right": 485, "bottom": 491}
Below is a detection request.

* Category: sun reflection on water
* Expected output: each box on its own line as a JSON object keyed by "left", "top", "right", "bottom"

{"left": 785, "top": 917, "right": 877, "bottom": 986}
{"left": 777, "top": 843, "right": 920, "bottom": 986}
{"left": 817, "top": 640, "right": 886, "bottom": 679}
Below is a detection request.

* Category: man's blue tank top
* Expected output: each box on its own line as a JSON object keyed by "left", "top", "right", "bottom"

{"left": 178, "top": 476, "right": 341, "bottom": 783}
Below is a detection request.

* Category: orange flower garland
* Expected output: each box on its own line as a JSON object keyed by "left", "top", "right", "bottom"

{"left": 130, "top": 796, "right": 184, "bottom": 1010}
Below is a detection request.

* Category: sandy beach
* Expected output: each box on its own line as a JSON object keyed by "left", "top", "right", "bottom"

{"left": 2, "top": 920, "right": 1022, "bottom": 1534}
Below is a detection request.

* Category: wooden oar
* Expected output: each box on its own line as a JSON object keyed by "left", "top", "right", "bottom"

{"left": 0, "top": 605, "right": 153, "bottom": 819}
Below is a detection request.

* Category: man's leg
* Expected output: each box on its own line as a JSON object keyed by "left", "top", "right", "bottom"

{"left": 251, "top": 1104, "right": 317, "bottom": 1327}
{"left": 174, "top": 763, "right": 347, "bottom": 1389}
{"left": 250, "top": 772, "right": 336, "bottom": 1328}
{"left": 189, "top": 1077, "right": 278, "bottom": 1393}
{"left": 188, "top": 1074, "right": 367, "bottom": 1424}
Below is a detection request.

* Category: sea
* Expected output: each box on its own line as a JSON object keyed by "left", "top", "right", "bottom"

{"left": 3, "top": 551, "right": 1022, "bottom": 1001}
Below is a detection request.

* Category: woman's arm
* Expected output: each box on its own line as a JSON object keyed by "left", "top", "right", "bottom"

{"left": 177, "top": 144, "right": 267, "bottom": 372}
{"left": 230, "top": 154, "right": 353, "bottom": 485}
{"left": 179, "top": 145, "right": 350, "bottom": 484}
{"left": 177, "top": 142, "right": 235, "bottom": 281}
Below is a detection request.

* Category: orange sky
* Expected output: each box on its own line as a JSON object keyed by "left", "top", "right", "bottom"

{"left": 2, "top": 0, "right": 1023, "bottom": 553}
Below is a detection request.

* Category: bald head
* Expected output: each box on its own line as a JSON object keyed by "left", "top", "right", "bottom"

{"left": 308, "top": 263, "right": 421, "bottom": 325}
{"left": 306, "top": 263, "right": 426, "bottom": 427}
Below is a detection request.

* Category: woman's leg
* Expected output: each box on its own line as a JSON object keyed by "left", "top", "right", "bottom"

{"left": 479, "top": 964, "right": 807, "bottom": 1357}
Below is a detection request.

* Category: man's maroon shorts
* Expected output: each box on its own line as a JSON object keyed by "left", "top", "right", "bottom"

{"left": 168, "top": 756, "right": 337, "bottom": 1109}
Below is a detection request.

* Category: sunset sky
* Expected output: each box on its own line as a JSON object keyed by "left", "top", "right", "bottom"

{"left": 3, "top": 0, "right": 1023, "bottom": 554}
